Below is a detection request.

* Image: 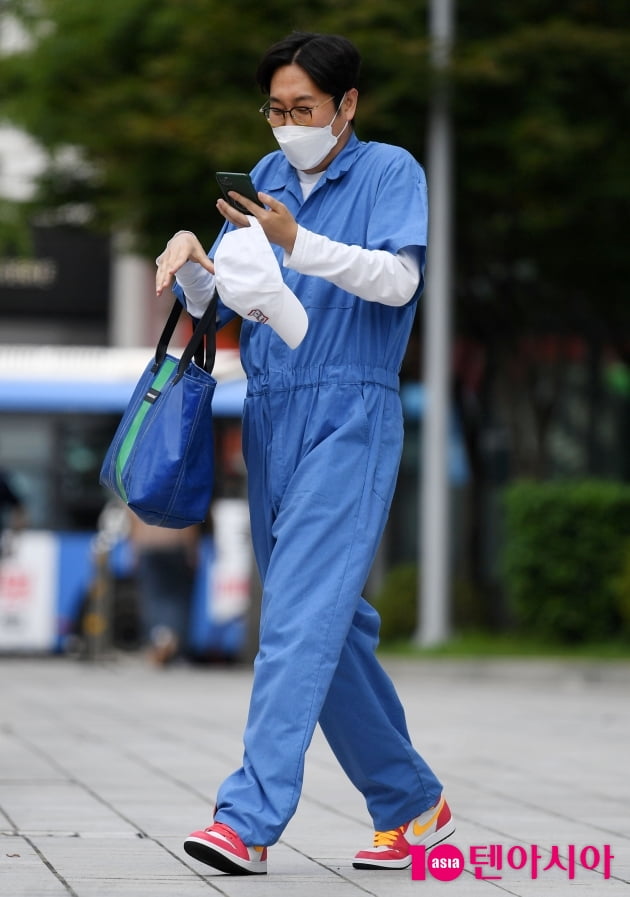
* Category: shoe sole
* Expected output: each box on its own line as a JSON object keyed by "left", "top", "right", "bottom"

{"left": 420, "top": 817, "right": 456, "bottom": 851}
{"left": 184, "top": 837, "right": 267, "bottom": 875}
{"left": 352, "top": 821, "right": 456, "bottom": 871}
{"left": 353, "top": 855, "right": 412, "bottom": 870}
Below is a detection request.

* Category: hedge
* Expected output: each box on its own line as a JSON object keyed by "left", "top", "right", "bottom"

{"left": 502, "top": 479, "right": 630, "bottom": 643}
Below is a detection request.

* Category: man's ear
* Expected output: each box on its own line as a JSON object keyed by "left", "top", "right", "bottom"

{"left": 344, "top": 88, "right": 359, "bottom": 121}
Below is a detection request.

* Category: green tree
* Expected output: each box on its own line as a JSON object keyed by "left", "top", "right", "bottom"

{"left": 0, "top": 0, "right": 432, "bottom": 256}
{"left": 455, "top": 5, "right": 630, "bottom": 330}
{"left": 3, "top": 0, "right": 630, "bottom": 618}
{"left": 447, "top": 2, "right": 630, "bottom": 614}
{"left": 451, "top": 4, "right": 630, "bottom": 469}
{"left": 2, "top": 0, "right": 628, "bottom": 319}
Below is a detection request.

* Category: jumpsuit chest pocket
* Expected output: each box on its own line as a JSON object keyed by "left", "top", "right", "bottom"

{"left": 288, "top": 274, "right": 356, "bottom": 310}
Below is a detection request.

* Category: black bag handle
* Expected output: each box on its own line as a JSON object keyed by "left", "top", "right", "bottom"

{"left": 153, "top": 292, "right": 218, "bottom": 383}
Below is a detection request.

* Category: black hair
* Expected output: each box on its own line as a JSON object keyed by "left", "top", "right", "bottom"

{"left": 256, "top": 32, "right": 361, "bottom": 108}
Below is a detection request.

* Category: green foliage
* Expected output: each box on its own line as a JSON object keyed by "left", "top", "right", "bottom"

{"left": 0, "top": 0, "right": 432, "bottom": 256}
{"left": 610, "top": 541, "right": 630, "bottom": 634}
{"left": 453, "top": 7, "right": 630, "bottom": 338}
{"left": 370, "top": 563, "right": 485, "bottom": 643}
{"left": 502, "top": 480, "right": 630, "bottom": 643}
{"left": 379, "top": 630, "right": 630, "bottom": 660}
{"left": 0, "top": 199, "right": 32, "bottom": 254}
{"left": 0, "top": 0, "right": 630, "bottom": 320}
{"left": 371, "top": 563, "right": 418, "bottom": 643}
{"left": 0, "top": 0, "right": 629, "bottom": 334}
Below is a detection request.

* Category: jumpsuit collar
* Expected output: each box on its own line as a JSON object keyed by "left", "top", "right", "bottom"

{"left": 264, "top": 133, "right": 363, "bottom": 200}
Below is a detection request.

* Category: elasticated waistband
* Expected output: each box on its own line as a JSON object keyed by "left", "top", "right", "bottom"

{"left": 245, "top": 364, "right": 400, "bottom": 396}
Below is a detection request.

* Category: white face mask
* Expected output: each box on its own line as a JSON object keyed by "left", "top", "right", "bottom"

{"left": 273, "top": 99, "right": 349, "bottom": 171}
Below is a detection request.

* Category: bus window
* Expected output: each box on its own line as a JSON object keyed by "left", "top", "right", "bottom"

{"left": 0, "top": 414, "right": 55, "bottom": 530}
{"left": 0, "top": 412, "right": 120, "bottom": 531}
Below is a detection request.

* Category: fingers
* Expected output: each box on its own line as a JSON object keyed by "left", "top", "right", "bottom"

{"left": 258, "top": 195, "right": 298, "bottom": 254}
{"left": 216, "top": 196, "right": 255, "bottom": 227}
{"left": 257, "top": 191, "right": 279, "bottom": 210}
{"left": 155, "top": 258, "right": 175, "bottom": 297}
{"left": 155, "top": 231, "right": 214, "bottom": 296}
{"left": 217, "top": 192, "right": 296, "bottom": 253}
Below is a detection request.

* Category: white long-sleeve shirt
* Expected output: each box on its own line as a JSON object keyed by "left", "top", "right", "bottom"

{"left": 175, "top": 226, "right": 420, "bottom": 319}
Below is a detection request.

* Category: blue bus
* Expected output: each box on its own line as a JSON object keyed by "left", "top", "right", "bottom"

{"left": 0, "top": 344, "right": 249, "bottom": 658}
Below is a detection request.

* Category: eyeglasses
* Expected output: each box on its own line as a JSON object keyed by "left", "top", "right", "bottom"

{"left": 259, "top": 95, "right": 336, "bottom": 126}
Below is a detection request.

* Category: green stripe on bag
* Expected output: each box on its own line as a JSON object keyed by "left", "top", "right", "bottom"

{"left": 115, "top": 358, "right": 177, "bottom": 500}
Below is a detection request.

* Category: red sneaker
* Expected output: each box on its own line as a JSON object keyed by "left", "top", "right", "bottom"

{"left": 353, "top": 795, "right": 455, "bottom": 870}
{"left": 184, "top": 822, "right": 268, "bottom": 875}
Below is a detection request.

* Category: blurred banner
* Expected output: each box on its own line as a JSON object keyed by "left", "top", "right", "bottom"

{"left": 0, "top": 530, "right": 57, "bottom": 651}
{"left": 209, "top": 498, "right": 252, "bottom": 625}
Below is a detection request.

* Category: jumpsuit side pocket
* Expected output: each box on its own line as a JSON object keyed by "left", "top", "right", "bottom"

{"left": 362, "top": 385, "right": 404, "bottom": 510}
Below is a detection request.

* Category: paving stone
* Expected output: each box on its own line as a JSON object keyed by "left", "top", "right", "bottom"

{"left": 0, "top": 655, "right": 628, "bottom": 896}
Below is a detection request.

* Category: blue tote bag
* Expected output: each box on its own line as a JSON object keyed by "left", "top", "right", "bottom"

{"left": 100, "top": 294, "right": 218, "bottom": 528}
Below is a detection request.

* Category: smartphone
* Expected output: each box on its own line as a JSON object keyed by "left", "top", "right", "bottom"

{"left": 215, "top": 171, "right": 264, "bottom": 214}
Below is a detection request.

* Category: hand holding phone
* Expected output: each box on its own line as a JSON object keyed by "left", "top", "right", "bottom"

{"left": 216, "top": 172, "right": 264, "bottom": 214}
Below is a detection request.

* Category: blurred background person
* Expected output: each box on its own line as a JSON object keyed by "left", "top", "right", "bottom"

{"left": 127, "top": 511, "right": 200, "bottom": 666}
{"left": 0, "top": 468, "right": 27, "bottom": 558}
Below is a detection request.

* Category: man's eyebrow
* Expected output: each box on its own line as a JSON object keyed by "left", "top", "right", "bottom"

{"left": 268, "top": 94, "right": 317, "bottom": 105}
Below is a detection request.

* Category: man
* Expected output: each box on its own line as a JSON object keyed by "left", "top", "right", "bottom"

{"left": 156, "top": 31, "right": 454, "bottom": 875}
{"left": 0, "top": 469, "right": 25, "bottom": 557}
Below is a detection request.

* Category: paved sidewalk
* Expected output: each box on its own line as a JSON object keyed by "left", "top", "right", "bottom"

{"left": 1, "top": 653, "right": 629, "bottom": 896}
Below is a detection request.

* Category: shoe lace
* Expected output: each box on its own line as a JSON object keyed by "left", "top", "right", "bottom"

{"left": 207, "top": 822, "right": 238, "bottom": 842}
{"left": 373, "top": 826, "right": 404, "bottom": 848}
{"left": 206, "top": 821, "right": 264, "bottom": 852}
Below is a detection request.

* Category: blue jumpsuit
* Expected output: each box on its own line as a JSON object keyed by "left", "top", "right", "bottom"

{"left": 210, "top": 134, "right": 443, "bottom": 845}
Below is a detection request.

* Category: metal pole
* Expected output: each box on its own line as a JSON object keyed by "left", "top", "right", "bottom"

{"left": 417, "top": 0, "right": 454, "bottom": 646}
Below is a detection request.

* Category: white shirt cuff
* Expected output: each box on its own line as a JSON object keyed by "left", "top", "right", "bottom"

{"left": 175, "top": 262, "right": 216, "bottom": 318}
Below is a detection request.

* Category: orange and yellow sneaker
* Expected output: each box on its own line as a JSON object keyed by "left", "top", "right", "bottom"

{"left": 184, "top": 822, "right": 267, "bottom": 875}
{"left": 353, "top": 794, "right": 455, "bottom": 870}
